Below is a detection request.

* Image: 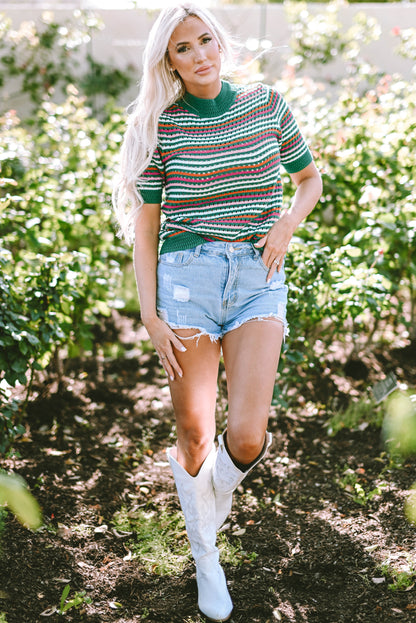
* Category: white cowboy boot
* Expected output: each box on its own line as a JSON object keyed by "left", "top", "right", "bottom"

{"left": 168, "top": 445, "right": 233, "bottom": 622}
{"left": 213, "top": 431, "right": 273, "bottom": 531}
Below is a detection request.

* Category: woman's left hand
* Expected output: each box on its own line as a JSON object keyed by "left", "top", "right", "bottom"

{"left": 254, "top": 214, "right": 296, "bottom": 282}
{"left": 255, "top": 162, "right": 323, "bottom": 282}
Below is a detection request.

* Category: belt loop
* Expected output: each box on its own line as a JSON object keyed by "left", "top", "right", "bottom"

{"left": 193, "top": 244, "right": 202, "bottom": 258}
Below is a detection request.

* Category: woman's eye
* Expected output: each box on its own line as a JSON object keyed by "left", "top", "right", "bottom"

{"left": 177, "top": 45, "right": 188, "bottom": 54}
{"left": 202, "top": 37, "right": 212, "bottom": 45}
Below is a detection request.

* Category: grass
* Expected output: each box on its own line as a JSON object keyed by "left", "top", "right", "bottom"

{"left": 326, "top": 397, "right": 383, "bottom": 435}
{"left": 336, "top": 467, "right": 387, "bottom": 506}
{"left": 112, "top": 506, "right": 190, "bottom": 575}
{"left": 377, "top": 555, "right": 416, "bottom": 591}
{"left": 217, "top": 531, "right": 258, "bottom": 567}
{"left": 58, "top": 585, "right": 92, "bottom": 614}
{"left": 112, "top": 504, "right": 257, "bottom": 575}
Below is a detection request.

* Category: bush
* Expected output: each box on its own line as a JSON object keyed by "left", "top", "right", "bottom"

{"left": 275, "top": 3, "right": 416, "bottom": 387}
{"left": 0, "top": 9, "right": 133, "bottom": 452}
{"left": 0, "top": 95, "right": 127, "bottom": 452}
{"left": 0, "top": 10, "right": 134, "bottom": 116}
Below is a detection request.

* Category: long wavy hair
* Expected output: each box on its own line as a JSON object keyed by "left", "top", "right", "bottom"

{"left": 112, "top": 3, "right": 236, "bottom": 244}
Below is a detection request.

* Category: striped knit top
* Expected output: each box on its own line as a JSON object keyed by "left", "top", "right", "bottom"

{"left": 139, "top": 80, "right": 313, "bottom": 254}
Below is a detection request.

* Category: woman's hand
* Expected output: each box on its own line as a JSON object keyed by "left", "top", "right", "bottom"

{"left": 143, "top": 316, "right": 187, "bottom": 381}
{"left": 255, "top": 161, "right": 323, "bottom": 282}
{"left": 254, "top": 212, "right": 296, "bottom": 282}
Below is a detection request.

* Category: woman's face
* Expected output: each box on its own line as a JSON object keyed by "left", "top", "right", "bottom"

{"left": 167, "top": 16, "right": 222, "bottom": 98}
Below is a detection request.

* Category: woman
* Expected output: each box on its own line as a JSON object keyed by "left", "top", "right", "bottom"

{"left": 113, "top": 4, "right": 322, "bottom": 621}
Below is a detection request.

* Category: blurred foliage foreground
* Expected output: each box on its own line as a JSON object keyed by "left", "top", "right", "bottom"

{"left": 0, "top": 2, "right": 415, "bottom": 518}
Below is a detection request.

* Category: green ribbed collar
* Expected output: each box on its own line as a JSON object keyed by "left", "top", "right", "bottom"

{"left": 177, "top": 81, "right": 236, "bottom": 118}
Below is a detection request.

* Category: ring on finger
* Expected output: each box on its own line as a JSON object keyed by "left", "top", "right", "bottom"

{"left": 272, "top": 258, "right": 279, "bottom": 265}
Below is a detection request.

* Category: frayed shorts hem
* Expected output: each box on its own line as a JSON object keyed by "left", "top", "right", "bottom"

{"left": 163, "top": 312, "right": 289, "bottom": 344}
{"left": 156, "top": 241, "right": 289, "bottom": 343}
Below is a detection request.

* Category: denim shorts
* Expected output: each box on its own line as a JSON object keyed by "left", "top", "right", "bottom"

{"left": 156, "top": 241, "right": 288, "bottom": 341}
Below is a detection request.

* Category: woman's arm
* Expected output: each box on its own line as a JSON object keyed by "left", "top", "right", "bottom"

{"left": 133, "top": 203, "right": 186, "bottom": 379}
{"left": 281, "top": 160, "right": 323, "bottom": 236}
{"left": 255, "top": 161, "right": 322, "bottom": 281}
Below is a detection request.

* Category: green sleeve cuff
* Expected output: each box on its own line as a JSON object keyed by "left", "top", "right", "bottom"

{"left": 283, "top": 150, "right": 313, "bottom": 174}
{"left": 140, "top": 188, "right": 163, "bottom": 203}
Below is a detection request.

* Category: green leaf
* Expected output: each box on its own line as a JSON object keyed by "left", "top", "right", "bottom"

{"left": 405, "top": 485, "right": 416, "bottom": 525}
{"left": 0, "top": 473, "right": 42, "bottom": 529}
{"left": 343, "top": 245, "right": 362, "bottom": 258}
{"left": 60, "top": 585, "right": 71, "bottom": 613}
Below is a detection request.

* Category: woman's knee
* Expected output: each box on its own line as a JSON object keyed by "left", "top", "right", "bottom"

{"left": 176, "top": 423, "right": 214, "bottom": 471}
{"left": 226, "top": 429, "right": 265, "bottom": 464}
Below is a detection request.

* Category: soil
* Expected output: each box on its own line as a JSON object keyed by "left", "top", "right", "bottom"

{"left": 1, "top": 312, "right": 416, "bottom": 623}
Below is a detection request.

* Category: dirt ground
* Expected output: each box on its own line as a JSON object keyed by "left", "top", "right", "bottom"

{"left": 1, "top": 312, "right": 416, "bottom": 623}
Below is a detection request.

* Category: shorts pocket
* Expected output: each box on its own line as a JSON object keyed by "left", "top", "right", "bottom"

{"left": 252, "top": 247, "right": 286, "bottom": 283}
{"left": 252, "top": 247, "right": 271, "bottom": 273}
{"left": 159, "top": 247, "right": 199, "bottom": 267}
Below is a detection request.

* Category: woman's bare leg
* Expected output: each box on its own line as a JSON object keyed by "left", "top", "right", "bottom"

{"left": 221, "top": 320, "right": 284, "bottom": 464}
{"left": 168, "top": 330, "right": 221, "bottom": 476}
{"left": 166, "top": 330, "right": 233, "bottom": 621}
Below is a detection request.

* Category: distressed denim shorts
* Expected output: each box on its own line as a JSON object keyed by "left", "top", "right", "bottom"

{"left": 156, "top": 241, "right": 288, "bottom": 341}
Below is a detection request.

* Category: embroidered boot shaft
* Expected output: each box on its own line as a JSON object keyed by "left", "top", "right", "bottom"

{"left": 168, "top": 445, "right": 233, "bottom": 621}
{"left": 213, "top": 432, "right": 273, "bottom": 530}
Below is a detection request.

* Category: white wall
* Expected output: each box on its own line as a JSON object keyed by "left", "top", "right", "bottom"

{"left": 1, "top": 3, "right": 415, "bottom": 110}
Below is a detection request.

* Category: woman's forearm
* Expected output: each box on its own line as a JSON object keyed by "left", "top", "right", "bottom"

{"left": 134, "top": 233, "right": 159, "bottom": 325}
{"left": 281, "top": 162, "right": 323, "bottom": 235}
{"left": 132, "top": 204, "right": 186, "bottom": 379}
{"left": 133, "top": 204, "right": 161, "bottom": 326}
{"left": 255, "top": 162, "right": 322, "bottom": 279}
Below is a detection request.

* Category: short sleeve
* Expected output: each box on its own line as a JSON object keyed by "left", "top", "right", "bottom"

{"left": 138, "top": 147, "right": 164, "bottom": 203}
{"left": 278, "top": 94, "right": 313, "bottom": 174}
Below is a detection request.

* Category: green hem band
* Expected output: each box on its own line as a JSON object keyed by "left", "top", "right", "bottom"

{"left": 160, "top": 232, "right": 207, "bottom": 254}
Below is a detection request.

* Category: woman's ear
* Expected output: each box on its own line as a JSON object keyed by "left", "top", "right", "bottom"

{"left": 166, "top": 50, "right": 174, "bottom": 72}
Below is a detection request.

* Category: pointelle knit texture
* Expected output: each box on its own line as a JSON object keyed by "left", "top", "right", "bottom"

{"left": 139, "top": 80, "right": 313, "bottom": 254}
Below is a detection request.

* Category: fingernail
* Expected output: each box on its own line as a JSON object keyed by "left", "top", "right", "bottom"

{"left": 180, "top": 346, "right": 187, "bottom": 352}
{"left": 170, "top": 375, "right": 174, "bottom": 381}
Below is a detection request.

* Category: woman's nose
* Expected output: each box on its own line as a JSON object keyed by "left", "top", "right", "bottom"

{"left": 193, "top": 46, "right": 206, "bottom": 62}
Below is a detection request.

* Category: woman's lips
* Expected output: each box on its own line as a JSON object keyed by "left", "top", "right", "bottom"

{"left": 195, "top": 65, "right": 212, "bottom": 74}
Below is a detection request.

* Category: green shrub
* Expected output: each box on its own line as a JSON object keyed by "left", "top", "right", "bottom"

{"left": 285, "top": 0, "right": 382, "bottom": 71}
{"left": 0, "top": 95, "right": 127, "bottom": 452}
{"left": 0, "top": 10, "right": 133, "bottom": 115}
{"left": 269, "top": 2, "right": 416, "bottom": 408}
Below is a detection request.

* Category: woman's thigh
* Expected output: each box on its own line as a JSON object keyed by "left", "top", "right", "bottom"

{"left": 221, "top": 319, "right": 284, "bottom": 462}
{"left": 168, "top": 329, "right": 221, "bottom": 474}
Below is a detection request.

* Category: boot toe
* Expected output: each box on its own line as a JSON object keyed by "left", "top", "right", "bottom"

{"left": 197, "top": 563, "right": 233, "bottom": 622}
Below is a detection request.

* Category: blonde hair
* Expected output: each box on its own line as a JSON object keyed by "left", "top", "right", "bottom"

{"left": 112, "top": 3, "right": 236, "bottom": 244}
